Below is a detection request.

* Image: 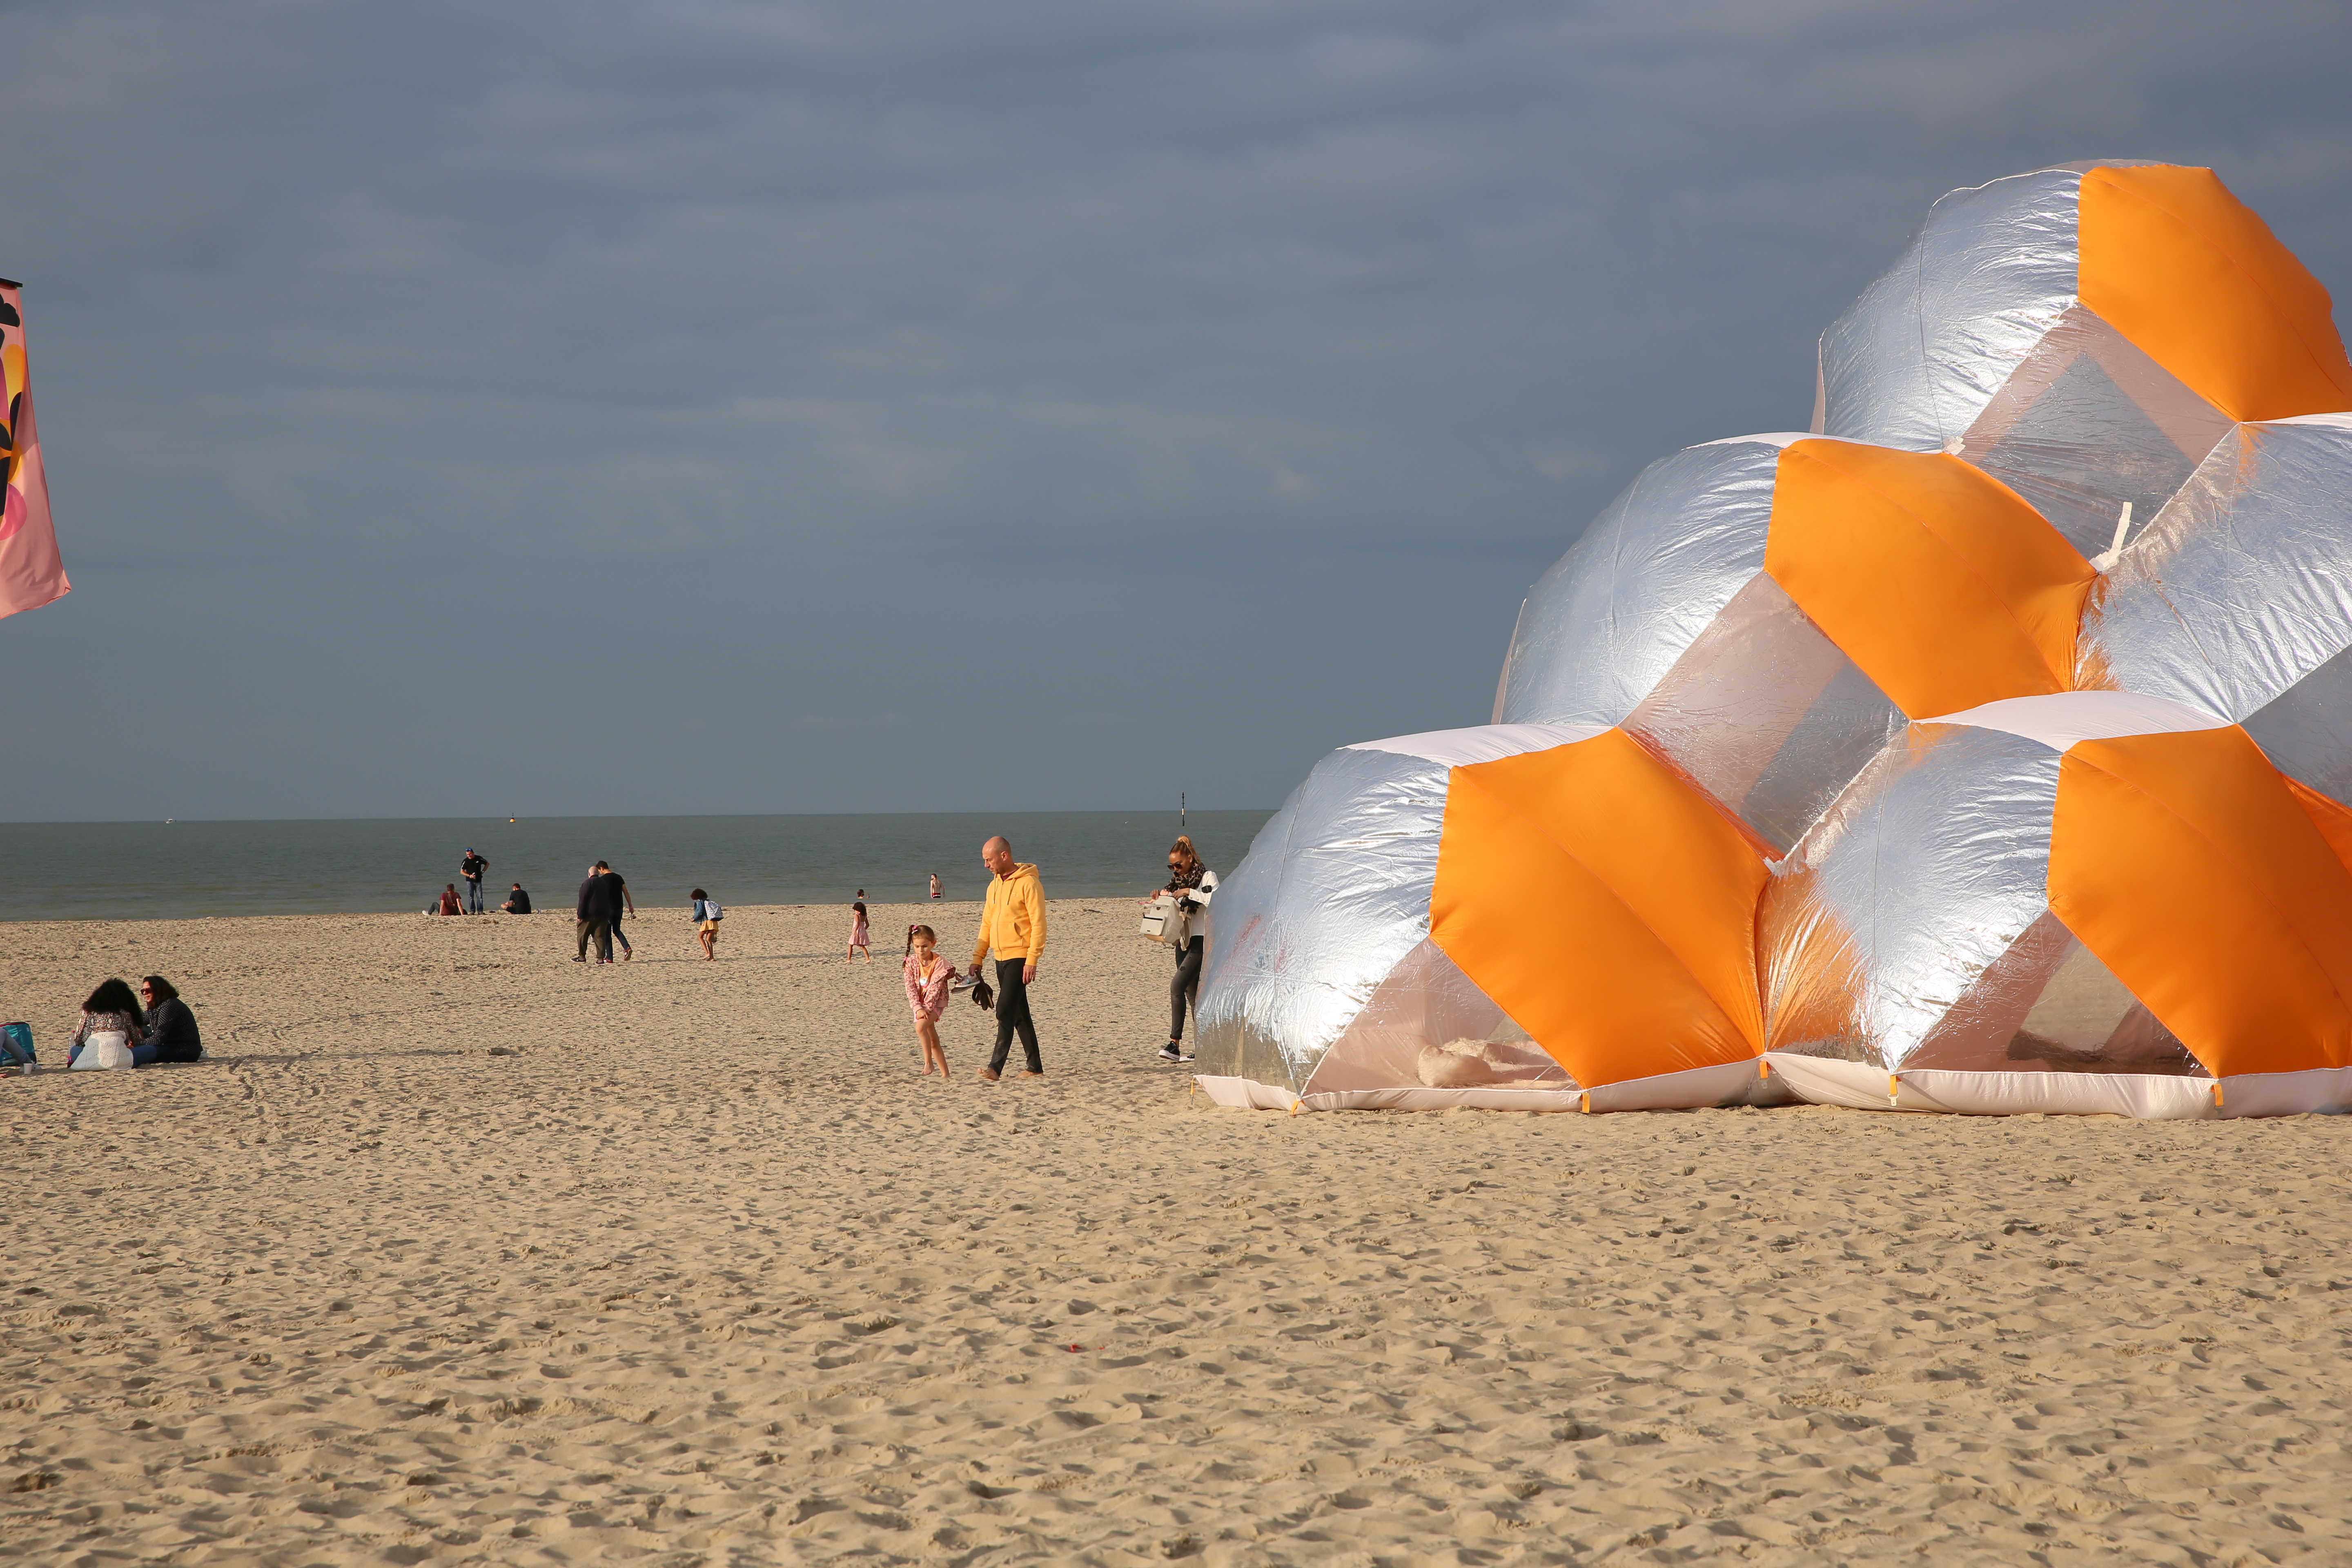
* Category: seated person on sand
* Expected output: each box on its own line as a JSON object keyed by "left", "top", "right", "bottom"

{"left": 501, "top": 882, "right": 533, "bottom": 914}
{"left": 134, "top": 976, "right": 203, "bottom": 1065}
{"left": 67, "top": 979, "right": 145, "bottom": 1069}
{"left": 436, "top": 883, "right": 464, "bottom": 915}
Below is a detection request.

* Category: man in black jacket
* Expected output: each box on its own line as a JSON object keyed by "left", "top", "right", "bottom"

{"left": 575, "top": 863, "right": 614, "bottom": 963}
{"left": 501, "top": 883, "right": 533, "bottom": 914}
{"left": 460, "top": 848, "right": 488, "bottom": 913}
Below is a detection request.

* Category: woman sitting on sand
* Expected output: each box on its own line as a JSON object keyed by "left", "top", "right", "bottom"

{"left": 134, "top": 976, "right": 204, "bottom": 1065}
{"left": 436, "top": 883, "right": 464, "bottom": 916}
{"left": 66, "top": 979, "right": 145, "bottom": 1069}
{"left": 904, "top": 924, "right": 954, "bottom": 1078}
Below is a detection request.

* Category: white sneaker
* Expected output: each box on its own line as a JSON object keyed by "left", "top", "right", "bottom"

{"left": 1156, "top": 1045, "right": 1182, "bottom": 1063}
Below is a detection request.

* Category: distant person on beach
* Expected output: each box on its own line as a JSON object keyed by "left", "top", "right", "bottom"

{"left": 575, "top": 863, "right": 615, "bottom": 963}
{"left": 67, "top": 979, "right": 145, "bottom": 1069}
{"left": 690, "top": 889, "right": 723, "bottom": 960}
{"left": 437, "top": 883, "right": 465, "bottom": 916}
{"left": 459, "top": 848, "right": 488, "bottom": 913}
{"left": 904, "top": 924, "right": 954, "bottom": 1078}
{"left": 967, "top": 836, "right": 1046, "bottom": 1082}
{"left": 1157, "top": 835, "right": 1219, "bottom": 1065}
{"left": 134, "top": 976, "right": 203, "bottom": 1065}
{"left": 929, "top": 872, "right": 942, "bottom": 901}
{"left": 847, "top": 891, "right": 872, "bottom": 963}
{"left": 501, "top": 883, "right": 533, "bottom": 914}
{"left": 599, "top": 863, "right": 637, "bottom": 962}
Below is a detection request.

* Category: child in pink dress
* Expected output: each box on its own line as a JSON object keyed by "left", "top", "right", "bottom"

{"left": 903, "top": 924, "right": 954, "bottom": 1078}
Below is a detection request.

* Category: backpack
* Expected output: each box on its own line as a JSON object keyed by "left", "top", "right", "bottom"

{"left": 703, "top": 899, "right": 723, "bottom": 921}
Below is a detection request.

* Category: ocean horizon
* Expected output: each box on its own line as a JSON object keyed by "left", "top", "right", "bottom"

{"left": 0, "top": 810, "right": 1276, "bottom": 923}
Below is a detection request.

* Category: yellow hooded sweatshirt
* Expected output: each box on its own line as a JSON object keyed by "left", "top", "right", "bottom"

{"left": 973, "top": 862, "right": 1047, "bottom": 964}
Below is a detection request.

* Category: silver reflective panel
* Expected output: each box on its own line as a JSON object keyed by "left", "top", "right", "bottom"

{"left": 1494, "top": 438, "right": 1782, "bottom": 728}
{"left": 2244, "top": 639, "right": 2352, "bottom": 807}
{"left": 1193, "top": 745, "right": 1453, "bottom": 1091}
{"left": 1818, "top": 167, "right": 2082, "bottom": 453}
{"left": 2080, "top": 417, "right": 2352, "bottom": 720}
{"left": 1768, "top": 724, "right": 2063, "bottom": 1067}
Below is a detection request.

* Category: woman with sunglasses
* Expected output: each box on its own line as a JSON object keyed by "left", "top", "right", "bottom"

{"left": 132, "top": 976, "right": 205, "bottom": 1065}
{"left": 1156, "top": 835, "right": 1218, "bottom": 1065}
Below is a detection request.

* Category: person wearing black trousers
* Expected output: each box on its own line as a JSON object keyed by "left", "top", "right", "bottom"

{"left": 1157, "top": 835, "right": 1218, "bottom": 1064}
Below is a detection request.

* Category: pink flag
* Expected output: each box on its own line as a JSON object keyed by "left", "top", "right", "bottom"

{"left": 0, "top": 280, "right": 69, "bottom": 619}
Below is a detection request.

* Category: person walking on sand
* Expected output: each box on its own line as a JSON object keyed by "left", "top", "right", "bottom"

{"left": 967, "top": 836, "right": 1046, "bottom": 1082}
{"left": 459, "top": 848, "right": 488, "bottom": 913}
{"left": 904, "top": 924, "right": 954, "bottom": 1078}
{"left": 929, "top": 871, "right": 942, "bottom": 901}
{"left": 575, "top": 862, "right": 615, "bottom": 963}
{"left": 1156, "top": 835, "right": 1219, "bottom": 1064}
{"left": 599, "top": 862, "right": 637, "bottom": 961}
{"left": 846, "top": 891, "right": 872, "bottom": 963}
{"left": 690, "top": 888, "right": 723, "bottom": 961}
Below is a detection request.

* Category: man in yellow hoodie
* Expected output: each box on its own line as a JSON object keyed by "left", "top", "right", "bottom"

{"left": 968, "top": 835, "right": 1047, "bottom": 1082}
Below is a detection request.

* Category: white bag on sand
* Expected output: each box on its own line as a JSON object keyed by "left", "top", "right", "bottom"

{"left": 73, "top": 1030, "right": 134, "bottom": 1071}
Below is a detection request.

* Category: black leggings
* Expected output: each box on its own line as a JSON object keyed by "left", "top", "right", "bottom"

{"left": 1170, "top": 936, "right": 1204, "bottom": 1041}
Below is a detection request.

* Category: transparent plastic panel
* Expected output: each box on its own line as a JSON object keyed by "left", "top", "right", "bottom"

{"left": 1906, "top": 908, "right": 2201, "bottom": 1075}
{"left": 1300, "top": 938, "right": 1576, "bottom": 1096}
{"left": 2080, "top": 418, "right": 2352, "bottom": 719}
{"left": 1762, "top": 724, "right": 2064, "bottom": 1069}
{"left": 1192, "top": 745, "right": 1453, "bottom": 1092}
{"left": 1957, "top": 305, "right": 2233, "bottom": 561}
{"left": 1624, "top": 575, "right": 1904, "bottom": 854}
{"left": 1494, "top": 439, "right": 1780, "bottom": 728}
{"left": 1819, "top": 167, "right": 2084, "bottom": 453}
{"left": 2243, "top": 639, "right": 2352, "bottom": 808}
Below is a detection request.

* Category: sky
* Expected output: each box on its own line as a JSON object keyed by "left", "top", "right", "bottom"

{"left": 2, "top": 0, "right": 2349, "bottom": 822}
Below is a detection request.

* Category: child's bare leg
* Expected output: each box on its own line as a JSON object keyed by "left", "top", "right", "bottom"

{"left": 920, "top": 1016, "right": 949, "bottom": 1077}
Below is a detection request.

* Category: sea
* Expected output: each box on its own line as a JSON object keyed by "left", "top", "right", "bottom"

{"left": 0, "top": 811, "right": 1277, "bottom": 923}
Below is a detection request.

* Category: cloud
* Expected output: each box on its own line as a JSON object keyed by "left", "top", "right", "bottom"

{"left": 0, "top": 0, "right": 2347, "bottom": 819}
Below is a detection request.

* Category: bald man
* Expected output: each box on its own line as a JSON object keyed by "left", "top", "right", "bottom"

{"left": 969, "top": 835, "right": 1047, "bottom": 1081}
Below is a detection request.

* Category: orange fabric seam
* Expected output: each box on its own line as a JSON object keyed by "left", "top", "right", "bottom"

{"left": 1783, "top": 448, "right": 2081, "bottom": 690}
{"left": 1443, "top": 766, "right": 1762, "bottom": 1049}
{"left": 2085, "top": 170, "right": 2352, "bottom": 402}
{"left": 2058, "top": 750, "right": 2352, "bottom": 1029}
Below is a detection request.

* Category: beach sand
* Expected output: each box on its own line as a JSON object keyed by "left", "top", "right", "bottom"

{"left": 5, "top": 899, "right": 2352, "bottom": 1565}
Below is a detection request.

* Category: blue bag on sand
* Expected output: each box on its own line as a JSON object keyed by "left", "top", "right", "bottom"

{"left": 0, "top": 1022, "right": 34, "bottom": 1066}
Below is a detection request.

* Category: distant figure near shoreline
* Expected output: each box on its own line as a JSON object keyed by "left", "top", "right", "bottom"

{"left": 847, "top": 891, "right": 872, "bottom": 964}
{"left": 929, "top": 871, "right": 942, "bottom": 901}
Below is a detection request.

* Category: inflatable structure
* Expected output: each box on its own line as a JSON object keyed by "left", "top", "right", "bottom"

{"left": 1196, "top": 161, "right": 2352, "bottom": 1118}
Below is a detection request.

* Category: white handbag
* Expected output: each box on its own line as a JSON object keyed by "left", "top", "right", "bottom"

{"left": 72, "top": 1030, "right": 134, "bottom": 1071}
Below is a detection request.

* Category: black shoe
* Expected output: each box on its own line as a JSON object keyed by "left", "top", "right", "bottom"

{"left": 1157, "top": 1045, "right": 1182, "bottom": 1063}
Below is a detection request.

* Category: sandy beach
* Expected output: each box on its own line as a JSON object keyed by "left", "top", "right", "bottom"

{"left": 5, "top": 898, "right": 2351, "bottom": 1565}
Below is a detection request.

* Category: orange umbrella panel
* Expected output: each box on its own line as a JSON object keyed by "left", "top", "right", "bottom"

{"left": 1431, "top": 728, "right": 1771, "bottom": 1088}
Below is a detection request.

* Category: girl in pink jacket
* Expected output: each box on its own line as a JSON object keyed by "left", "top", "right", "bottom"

{"left": 904, "top": 924, "right": 954, "bottom": 1079}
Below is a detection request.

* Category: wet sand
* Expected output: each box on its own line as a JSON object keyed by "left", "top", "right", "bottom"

{"left": 5, "top": 900, "right": 2351, "bottom": 1565}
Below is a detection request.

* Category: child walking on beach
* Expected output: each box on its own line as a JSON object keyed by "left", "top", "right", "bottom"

{"left": 847, "top": 891, "right": 872, "bottom": 963}
{"left": 903, "top": 924, "right": 953, "bottom": 1078}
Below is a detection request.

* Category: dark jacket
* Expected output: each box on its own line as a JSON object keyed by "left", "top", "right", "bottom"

{"left": 143, "top": 998, "right": 203, "bottom": 1064}
{"left": 576, "top": 876, "right": 603, "bottom": 920}
{"left": 505, "top": 887, "right": 533, "bottom": 914}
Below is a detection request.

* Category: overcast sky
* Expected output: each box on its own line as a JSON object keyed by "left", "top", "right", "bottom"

{"left": 2, "top": 0, "right": 2348, "bottom": 821}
